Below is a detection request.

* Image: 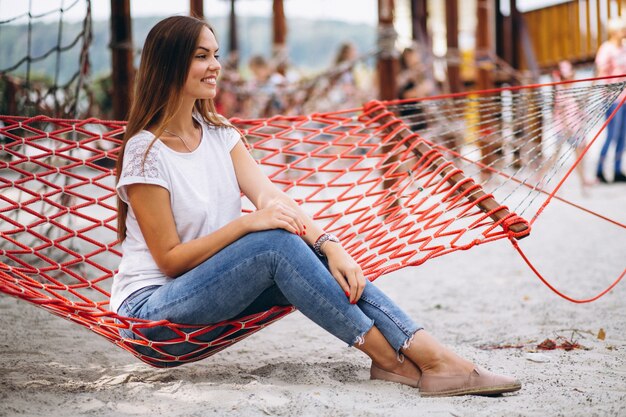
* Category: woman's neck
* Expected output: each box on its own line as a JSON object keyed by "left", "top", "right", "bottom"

{"left": 166, "top": 99, "right": 197, "bottom": 134}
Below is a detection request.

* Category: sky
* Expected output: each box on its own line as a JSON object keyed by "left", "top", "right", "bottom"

{"left": 1, "top": 0, "right": 572, "bottom": 25}
{"left": 1, "top": 0, "right": 378, "bottom": 24}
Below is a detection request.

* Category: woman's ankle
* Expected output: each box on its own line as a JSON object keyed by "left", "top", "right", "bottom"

{"left": 375, "top": 357, "right": 421, "bottom": 380}
{"left": 420, "top": 350, "right": 474, "bottom": 375}
{"left": 403, "top": 331, "right": 474, "bottom": 375}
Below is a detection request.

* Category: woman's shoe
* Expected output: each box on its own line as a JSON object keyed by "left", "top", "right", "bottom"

{"left": 418, "top": 366, "right": 521, "bottom": 397}
{"left": 614, "top": 172, "right": 626, "bottom": 182}
{"left": 370, "top": 363, "right": 419, "bottom": 388}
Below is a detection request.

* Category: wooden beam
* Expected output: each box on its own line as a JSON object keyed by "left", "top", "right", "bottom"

{"left": 476, "top": 0, "right": 500, "bottom": 179}
{"left": 596, "top": 0, "right": 602, "bottom": 49}
{"left": 585, "top": 0, "right": 591, "bottom": 55}
{"left": 445, "top": 0, "right": 461, "bottom": 93}
{"left": 190, "top": 0, "right": 203, "bottom": 18}
{"left": 377, "top": 0, "right": 398, "bottom": 100}
{"left": 2, "top": 75, "right": 18, "bottom": 115}
{"left": 476, "top": 0, "right": 493, "bottom": 90}
{"left": 510, "top": 0, "right": 521, "bottom": 69}
{"left": 110, "top": 0, "right": 133, "bottom": 121}
{"left": 573, "top": 0, "right": 581, "bottom": 61}
{"left": 273, "top": 0, "right": 286, "bottom": 52}
{"left": 495, "top": 0, "right": 507, "bottom": 65}
{"left": 229, "top": 0, "right": 238, "bottom": 59}
{"left": 410, "top": 0, "right": 428, "bottom": 45}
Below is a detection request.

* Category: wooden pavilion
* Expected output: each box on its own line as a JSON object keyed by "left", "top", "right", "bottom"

{"left": 108, "top": 0, "right": 626, "bottom": 119}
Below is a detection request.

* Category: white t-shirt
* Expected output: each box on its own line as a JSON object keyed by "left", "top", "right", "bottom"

{"left": 109, "top": 119, "right": 242, "bottom": 313}
{"left": 595, "top": 41, "right": 626, "bottom": 100}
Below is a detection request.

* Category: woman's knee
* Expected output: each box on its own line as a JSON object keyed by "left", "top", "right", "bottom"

{"left": 252, "top": 229, "right": 309, "bottom": 254}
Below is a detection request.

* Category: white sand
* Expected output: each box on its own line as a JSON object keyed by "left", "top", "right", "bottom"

{"left": 1, "top": 179, "right": 625, "bottom": 416}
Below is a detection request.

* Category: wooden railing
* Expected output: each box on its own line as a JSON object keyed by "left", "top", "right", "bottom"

{"left": 521, "top": 0, "right": 626, "bottom": 70}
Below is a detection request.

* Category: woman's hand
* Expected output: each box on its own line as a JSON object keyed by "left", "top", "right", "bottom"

{"left": 246, "top": 200, "right": 306, "bottom": 236}
{"left": 324, "top": 243, "right": 366, "bottom": 304}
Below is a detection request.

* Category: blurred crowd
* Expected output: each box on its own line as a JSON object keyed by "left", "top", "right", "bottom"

{"left": 3, "top": 21, "right": 625, "bottom": 187}
{"left": 213, "top": 41, "right": 377, "bottom": 119}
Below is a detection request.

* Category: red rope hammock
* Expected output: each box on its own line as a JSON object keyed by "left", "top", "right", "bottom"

{"left": 1, "top": 79, "right": 624, "bottom": 366}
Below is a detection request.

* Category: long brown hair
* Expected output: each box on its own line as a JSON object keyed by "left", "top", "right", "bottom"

{"left": 115, "top": 15, "right": 229, "bottom": 242}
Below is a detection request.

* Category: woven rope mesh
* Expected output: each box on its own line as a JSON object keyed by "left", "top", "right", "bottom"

{"left": 0, "top": 0, "right": 92, "bottom": 117}
{"left": 0, "top": 79, "right": 622, "bottom": 366}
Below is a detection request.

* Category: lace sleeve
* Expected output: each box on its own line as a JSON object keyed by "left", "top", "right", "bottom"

{"left": 116, "top": 135, "right": 169, "bottom": 203}
{"left": 122, "top": 136, "right": 160, "bottom": 178}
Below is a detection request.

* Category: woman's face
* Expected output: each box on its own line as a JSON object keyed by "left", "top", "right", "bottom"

{"left": 184, "top": 26, "right": 221, "bottom": 100}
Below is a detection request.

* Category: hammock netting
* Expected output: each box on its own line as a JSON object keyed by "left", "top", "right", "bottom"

{"left": 1, "top": 78, "right": 624, "bottom": 367}
{"left": 0, "top": 0, "right": 92, "bottom": 118}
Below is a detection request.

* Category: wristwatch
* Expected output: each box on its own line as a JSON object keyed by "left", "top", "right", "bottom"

{"left": 313, "top": 233, "right": 340, "bottom": 257}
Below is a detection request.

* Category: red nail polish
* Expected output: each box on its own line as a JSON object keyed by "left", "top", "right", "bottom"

{"left": 345, "top": 291, "right": 350, "bottom": 298}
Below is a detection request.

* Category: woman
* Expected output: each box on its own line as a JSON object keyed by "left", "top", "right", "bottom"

{"left": 112, "top": 16, "right": 521, "bottom": 397}
{"left": 594, "top": 17, "right": 626, "bottom": 183}
{"left": 544, "top": 60, "right": 593, "bottom": 190}
{"left": 396, "top": 46, "right": 435, "bottom": 133}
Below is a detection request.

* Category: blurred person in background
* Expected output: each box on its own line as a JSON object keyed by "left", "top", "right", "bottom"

{"left": 594, "top": 17, "right": 626, "bottom": 183}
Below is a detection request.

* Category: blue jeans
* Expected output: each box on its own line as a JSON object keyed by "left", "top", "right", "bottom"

{"left": 118, "top": 230, "right": 421, "bottom": 365}
{"left": 597, "top": 102, "right": 626, "bottom": 176}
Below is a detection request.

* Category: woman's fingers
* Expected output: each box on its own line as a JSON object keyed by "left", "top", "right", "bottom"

{"left": 354, "top": 269, "right": 366, "bottom": 301}
{"left": 273, "top": 203, "right": 305, "bottom": 236}
{"left": 277, "top": 217, "right": 298, "bottom": 234}
{"left": 346, "top": 267, "right": 366, "bottom": 304}
{"left": 345, "top": 269, "right": 360, "bottom": 304}
{"left": 279, "top": 205, "right": 306, "bottom": 235}
{"left": 330, "top": 268, "right": 351, "bottom": 297}
{"left": 278, "top": 214, "right": 298, "bottom": 233}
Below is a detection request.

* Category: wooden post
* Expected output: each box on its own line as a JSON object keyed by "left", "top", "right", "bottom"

{"left": 596, "top": 0, "right": 602, "bottom": 49}
{"left": 377, "top": 0, "right": 399, "bottom": 197}
{"left": 410, "top": 0, "right": 428, "bottom": 46}
{"left": 445, "top": 0, "right": 462, "bottom": 93}
{"left": 495, "top": 0, "right": 510, "bottom": 73}
{"left": 1, "top": 75, "right": 18, "bottom": 115}
{"left": 190, "top": 0, "right": 204, "bottom": 18}
{"left": 585, "top": 0, "right": 591, "bottom": 57}
{"left": 476, "top": 0, "right": 494, "bottom": 91}
{"left": 410, "top": 0, "right": 435, "bottom": 84}
{"left": 377, "top": 0, "right": 398, "bottom": 100}
{"left": 110, "top": 0, "right": 134, "bottom": 121}
{"left": 229, "top": 0, "right": 238, "bottom": 61}
{"left": 272, "top": 0, "right": 287, "bottom": 58}
{"left": 510, "top": 0, "right": 520, "bottom": 69}
{"left": 476, "top": 0, "right": 500, "bottom": 179}
{"left": 573, "top": 0, "right": 581, "bottom": 61}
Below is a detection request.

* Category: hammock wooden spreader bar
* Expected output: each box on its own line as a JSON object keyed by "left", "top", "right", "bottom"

{"left": 363, "top": 101, "right": 529, "bottom": 239}
{"left": 2, "top": 77, "right": 623, "bottom": 366}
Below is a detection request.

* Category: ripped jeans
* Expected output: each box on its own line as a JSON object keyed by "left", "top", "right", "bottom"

{"left": 118, "top": 229, "right": 422, "bottom": 359}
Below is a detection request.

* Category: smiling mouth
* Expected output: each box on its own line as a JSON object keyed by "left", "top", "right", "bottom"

{"left": 201, "top": 76, "right": 217, "bottom": 85}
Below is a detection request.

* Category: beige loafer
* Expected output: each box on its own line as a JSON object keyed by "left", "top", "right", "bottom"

{"left": 418, "top": 366, "right": 522, "bottom": 397}
{"left": 370, "top": 363, "right": 420, "bottom": 388}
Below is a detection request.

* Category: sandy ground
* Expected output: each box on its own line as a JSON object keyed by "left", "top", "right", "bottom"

{"left": 1, "top": 168, "right": 626, "bottom": 416}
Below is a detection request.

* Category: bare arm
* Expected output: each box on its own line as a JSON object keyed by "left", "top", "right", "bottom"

{"left": 126, "top": 183, "right": 253, "bottom": 278}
